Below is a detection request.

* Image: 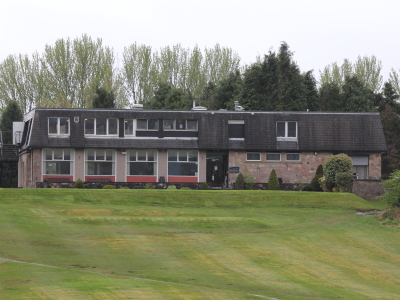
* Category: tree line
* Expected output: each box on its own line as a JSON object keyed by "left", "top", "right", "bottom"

{"left": 1, "top": 36, "right": 400, "bottom": 178}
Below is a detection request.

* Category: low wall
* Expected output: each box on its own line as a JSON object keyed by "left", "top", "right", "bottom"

{"left": 352, "top": 179, "right": 384, "bottom": 201}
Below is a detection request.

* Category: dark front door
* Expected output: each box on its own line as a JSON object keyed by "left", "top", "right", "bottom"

{"left": 206, "top": 153, "right": 228, "bottom": 186}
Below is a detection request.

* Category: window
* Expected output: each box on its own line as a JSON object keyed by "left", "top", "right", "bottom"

{"left": 266, "top": 153, "right": 281, "bottom": 161}
{"left": 168, "top": 150, "right": 198, "bottom": 176}
{"left": 137, "top": 119, "right": 159, "bottom": 130}
{"left": 351, "top": 156, "right": 369, "bottom": 179}
{"left": 43, "top": 148, "right": 73, "bottom": 175}
{"left": 85, "top": 118, "right": 118, "bottom": 135}
{"left": 277, "top": 121, "right": 297, "bottom": 138}
{"left": 48, "top": 117, "right": 69, "bottom": 135}
{"left": 127, "top": 150, "right": 157, "bottom": 176}
{"left": 124, "top": 119, "right": 134, "bottom": 135}
{"left": 247, "top": 152, "right": 261, "bottom": 161}
{"left": 286, "top": 153, "right": 300, "bottom": 161}
{"left": 163, "top": 119, "right": 197, "bottom": 131}
{"left": 228, "top": 120, "right": 245, "bottom": 139}
{"left": 85, "top": 149, "right": 115, "bottom": 175}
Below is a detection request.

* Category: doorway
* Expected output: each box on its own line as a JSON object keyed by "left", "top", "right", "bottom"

{"left": 206, "top": 151, "right": 228, "bottom": 186}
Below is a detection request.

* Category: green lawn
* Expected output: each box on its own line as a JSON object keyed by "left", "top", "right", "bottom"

{"left": 0, "top": 189, "right": 398, "bottom": 300}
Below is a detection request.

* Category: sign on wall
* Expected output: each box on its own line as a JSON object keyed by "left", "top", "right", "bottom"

{"left": 229, "top": 167, "right": 240, "bottom": 173}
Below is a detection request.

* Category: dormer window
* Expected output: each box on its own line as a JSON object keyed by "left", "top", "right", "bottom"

{"left": 228, "top": 120, "right": 245, "bottom": 139}
{"left": 277, "top": 121, "right": 297, "bottom": 139}
{"left": 48, "top": 117, "right": 69, "bottom": 135}
{"left": 85, "top": 118, "right": 118, "bottom": 136}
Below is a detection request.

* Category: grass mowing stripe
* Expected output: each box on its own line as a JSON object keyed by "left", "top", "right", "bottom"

{"left": 0, "top": 257, "right": 280, "bottom": 300}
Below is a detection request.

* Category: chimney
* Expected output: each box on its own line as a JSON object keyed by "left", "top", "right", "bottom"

{"left": 234, "top": 101, "right": 239, "bottom": 111}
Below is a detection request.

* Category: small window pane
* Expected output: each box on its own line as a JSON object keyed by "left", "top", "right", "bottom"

{"left": 129, "top": 150, "right": 136, "bottom": 161}
{"left": 286, "top": 153, "right": 300, "bottom": 161}
{"left": 64, "top": 149, "right": 71, "bottom": 160}
{"left": 137, "top": 119, "right": 147, "bottom": 130}
{"left": 87, "top": 149, "right": 95, "bottom": 160}
{"left": 59, "top": 118, "right": 69, "bottom": 134}
{"left": 105, "top": 150, "right": 113, "bottom": 161}
{"left": 85, "top": 119, "right": 95, "bottom": 134}
{"left": 108, "top": 119, "right": 118, "bottom": 135}
{"left": 54, "top": 149, "right": 63, "bottom": 160}
{"left": 96, "top": 150, "right": 105, "bottom": 160}
{"left": 148, "top": 119, "right": 158, "bottom": 130}
{"left": 266, "top": 153, "right": 281, "bottom": 161}
{"left": 46, "top": 149, "right": 53, "bottom": 160}
{"left": 277, "top": 122, "right": 285, "bottom": 137}
{"left": 96, "top": 119, "right": 107, "bottom": 135}
{"left": 164, "top": 119, "right": 174, "bottom": 130}
{"left": 168, "top": 150, "right": 178, "bottom": 161}
{"left": 125, "top": 119, "right": 134, "bottom": 135}
{"left": 188, "top": 151, "right": 198, "bottom": 162}
{"left": 178, "top": 151, "right": 188, "bottom": 161}
{"left": 137, "top": 150, "right": 147, "bottom": 161}
{"left": 147, "top": 150, "right": 155, "bottom": 161}
{"left": 187, "top": 120, "right": 197, "bottom": 130}
{"left": 288, "top": 122, "right": 297, "bottom": 137}
{"left": 48, "top": 118, "right": 58, "bottom": 134}
{"left": 176, "top": 119, "right": 186, "bottom": 130}
{"left": 247, "top": 153, "right": 261, "bottom": 161}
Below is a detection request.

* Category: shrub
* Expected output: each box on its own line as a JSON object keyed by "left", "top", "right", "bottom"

{"left": 167, "top": 185, "right": 176, "bottom": 189}
{"left": 235, "top": 173, "right": 245, "bottom": 190}
{"left": 380, "top": 170, "right": 400, "bottom": 208}
{"left": 180, "top": 187, "right": 191, "bottom": 190}
{"left": 74, "top": 178, "right": 84, "bottom": 189}
{"left": 103, "top": 185, "right": 116, "bottom": 189}
{"left": 311, "top": 165, "right": 323, "bottom": 191}
{"left": 301, "top": 184, "right": 312, "bottom": 191}
{"left": 144, "top": 183, "right": 154, "bottom": 189}
{"left": 200, "top": 182, "right": 209, "bottom": 190}
{"left": 323, "top": 154, "right": 353, "bottom": 192}
{"left": 268, "top": 169, "right": 280, "bottom": 190}
{"left": 120, "top": 186, "right": 129, "bottom": 189}
{"left": 243, "top": 173, "right": 255, "bottom": 190}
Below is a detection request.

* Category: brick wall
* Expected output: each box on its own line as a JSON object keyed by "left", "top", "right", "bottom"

{"left": 352, "top": 180, "right": 384, "bottom": 200}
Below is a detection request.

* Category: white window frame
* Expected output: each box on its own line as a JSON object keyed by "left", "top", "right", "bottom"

{"left": 42, "top": 148, "right": 74, "bottom": 175}
{"left": 136, "top": 119, "right": 159, "bottom": 131}
{"left": 277, "top": 121, "right": 297, "bottom": 139}
{"left": 48, "top": 117, "right": 70, "bottom": 136}
{"left": 85, "top": 149, "right": 115, "bottom": 175}
{"left": 246, "top": 152, "right": 261, "bottom": 161}
{"left": 266, "top": 153, "right": 281, "bottom": 162}
{"left": 167, "top": 150, "right": 199, "bottom": 176}
{"left": 163, "top": 119, "right": 198, "bottom": 131}
{"left": 286, "top": 153, "right": 301, "bottom": 162}
{"left": 127, "top": 149, "right": 158, "bottom": 176}
{"left": 84, "top": 118, "right": 118, "bottom": 136}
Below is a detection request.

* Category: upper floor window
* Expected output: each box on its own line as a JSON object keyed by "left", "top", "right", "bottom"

{"left": 163, "top": 119, "right": 198, "bottom": 131}
{"left": 277, "top": 121, "right": 297, "bottom": 139}
{"left": 137, "top": 119, "right": 159, "bottom": 130}
{"left": 85, "top": 118, "right": 118, "bottom": 136}
{"left": 48, "top": 117, "right": 69, "bottom": 135}
{"left": 228, "top": 120, "right": 244, "bottom": 139}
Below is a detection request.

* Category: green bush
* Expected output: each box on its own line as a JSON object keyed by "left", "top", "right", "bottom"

{"left": 323, "top": 154, "right": 353, "bottom": 192}
{"left": 268, "top": 169, "right": 280, "bottom": 190}
{"left": 380, "top": 170, "right": 400, "bottom": 208}
{"left": 235, "top": 173, "right": 245, "bottom": 190}
{"left": 144, "top": 183, "right": 154, "bottom": 189}
{"left": 301, "top": 184, "right": 312, "bottom": 191}
{"left": 167, "top": 185, "right": 176, "bottom": 190}
{"left": 311, "top": 165, "right": 323, "bottom": 191}
{"left": 103, "top": 185, "right": 116, "bottom": 189}
{"left": 74, "top": 178, "right": 84, "bottom": 189}
{"left": 243, "top": 174, "right": 255, "bottom": 190}
{"left": 200, "top": 182, "right": 209, "bottom": 190}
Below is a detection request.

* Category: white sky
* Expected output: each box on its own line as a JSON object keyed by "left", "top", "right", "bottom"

{"left": 1, "top": 0, "right": 399, "bottom": 83}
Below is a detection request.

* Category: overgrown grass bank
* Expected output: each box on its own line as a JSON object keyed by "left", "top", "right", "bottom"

{"left": 0, "top": 189, "right": 398, "bottom": 300}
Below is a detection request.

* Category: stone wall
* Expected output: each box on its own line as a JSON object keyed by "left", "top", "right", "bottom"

{"left": 352, "top": 179, "right": 384, "bottom": 201}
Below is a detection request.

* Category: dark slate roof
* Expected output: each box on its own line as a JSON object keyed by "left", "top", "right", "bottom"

{"left": 23, "top": 108, "right": 387, "bottom": 153}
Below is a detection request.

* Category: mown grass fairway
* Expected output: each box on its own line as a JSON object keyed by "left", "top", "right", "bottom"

{"left": 0, "top": 189, "right": 398, "bottom": 299}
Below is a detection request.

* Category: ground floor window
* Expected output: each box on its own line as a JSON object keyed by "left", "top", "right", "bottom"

{"left": 85, "top": 149, "right": 115, "bottom": 175}
{"left": 286, "top": 153, "right": 300, "bottom": 162}
{"left": 168, "top": 150, "right": 198, "bottom": 176}
{"left": 266, "top": 153, "right": 281, "bottom": 161}
{"left": 247, "top": 152, "right": 261, "bottom": 161}
{"left": 43, "top": 148, "right": 74, "bottom": 175}
{"left": 127, "top": 150, "right": 157, "bottom": 175}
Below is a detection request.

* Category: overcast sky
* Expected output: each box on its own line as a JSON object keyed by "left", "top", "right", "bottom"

{"left": 1, "top": 0, "right": 399, "bottom": 83}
